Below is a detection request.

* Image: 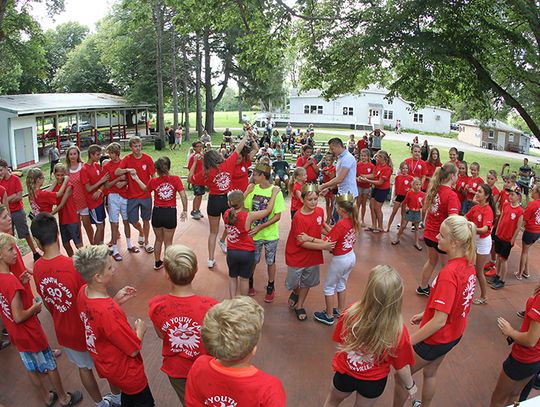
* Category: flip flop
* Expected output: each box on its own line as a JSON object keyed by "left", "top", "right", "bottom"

{"left": 45, "top": 391, "right": 58, "bottom": 407}
{"left": 295, "top": 308, "right": 307, "bottom": 321}
{"left": 473, "top": 298, "right": 488, "bottom": 305}
{"left": 127, "top": 246, "right": 140, "bottom": 253}
{"left": 144, "top": 244, "right": 154, "bottom": 253}
{"left": 60, "top": 390, "right": 83, "bottom": 407}
{"left": 288, "top": 292, "right": 299, "bottom": 309}
{"left": 112, "top": 253, "right": 123, "bottom": 262}
{"left": 391, "top": 240, "right": 400, "bottom": 245}
{"left": 414, "top": 244, "right": 423, "bottom": 251}
{"left": 364, "top": 227, "right": 375, "bottom": 232}
{"left": 137, "top": 237, "right": 145, "bottom": 246}
{"left": 514, "top": 272, "right": 522, "bottom": 281}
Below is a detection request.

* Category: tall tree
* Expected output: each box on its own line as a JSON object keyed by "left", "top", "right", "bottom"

{"left": 151, "top": 0, "right": 166, "bottom": 142}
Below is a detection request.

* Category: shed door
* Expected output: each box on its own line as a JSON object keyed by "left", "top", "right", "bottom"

{"left": 14, "top": 127, "right": 35, "bottom": 168}
{"left": 497, "top": 132, "right": 506, "bottom": 150}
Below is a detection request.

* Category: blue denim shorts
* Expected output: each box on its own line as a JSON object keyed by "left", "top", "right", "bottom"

{"left": 19, "top": 346, "right": 57, "bottom": 373}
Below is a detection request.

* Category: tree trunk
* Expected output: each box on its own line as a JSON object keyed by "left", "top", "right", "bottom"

{"left": 171, "top": 26, "right": 178, "bottom": 130}
{"left": 203, "top": 29, "right": 214, "bottom": 134}
{"left": 182, "top": 36, "right": 190, "bottom": 140}
{"left": 152, "top": 0, "right": 166, "bottom": 143}
{"left": 238, "top": 81, "right": 243, "bottom": 124}
{"left": 195, "top": 36, "right": 203, "bottom": 136}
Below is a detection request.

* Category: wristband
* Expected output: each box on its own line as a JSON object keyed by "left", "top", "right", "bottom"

{"left": 405, "top": 380, "right": 416, "bottom": 391}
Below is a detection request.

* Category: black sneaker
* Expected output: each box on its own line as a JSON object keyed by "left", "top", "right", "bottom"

{"left": 332, "top": 308, "right": 341, "bottom": 318}
{"left": 487, "top": 275, "right": 500, "bottom": 285}
{"left": 314, "top": 311, "right": 335, "bottom": 325}
{"left": 154, "top": 260, "right": 164, "bottom": 270}
{"left": 416, "top": 286, "right": 430, "bottom": 296}
{"left": 491, "top": 280, "right": 505, "bottom": 290}
{"left": 517, "top": 310, "right": 525, "bottom": 318}
{"left": 33, "top": 252, "right": 41, "bottom": 262}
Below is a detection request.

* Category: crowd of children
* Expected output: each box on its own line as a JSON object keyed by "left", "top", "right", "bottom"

{"left": 0, "top": 127, "right": 539, "bottom": 407}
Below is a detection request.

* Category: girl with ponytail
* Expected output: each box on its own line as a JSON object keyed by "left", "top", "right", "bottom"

{"left": 224, "top": 187, "right": 279, "bottom": 298}
{"left": 465, "top": 184, "right": 496, "bottom": 305}
{"left": 26, "top": 168, "right": 70, "bottom": 217}
{"left": 394, "top": 215, "right": 477, "bottom": 407}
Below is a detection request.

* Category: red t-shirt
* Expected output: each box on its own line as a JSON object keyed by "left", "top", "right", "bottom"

{"left": 191, "top": 152, "right": 238, "bottom": 195}
{"left": 524, "top": 199, "right": 540, "bottom": 234}
{"left": 0, "top": 175, "right": 23, "bottom": 212}
{"left": 322, "top": 165, "right": 336, "bottom": 184}
{"left": 33, "top": 255, "right": 87, "bottom": 351}
{"left": 374, "top": 164, "right": 392, "bottom": 190}
{"left": 465, "top": 176, "right": 484, "bottom": 201}
{"left": 512, "top": 292, "right": 540, "bottom": 364}
{"left": 394, "top": 174, "right": 413, "bottom": 197}
{"left": 80, "top": 162, "right": 104, "bottom": 209}
{"left": 404, "top": 158, "right": 426, "bottom": 179}
{"left": 148, "top": 294, "right": 218, "bottom": 378}
{"left": 185, "top": 355, "right": 286, "bottom": 407}
{"left": 30, "top": 189, "right": 57, "bottom": 215}
{"left": 332, "top": 318, "right": 414, "bottom": 380}
{"left": 0, "top": 185, "right": 6, "bottom": 202}
{"left": 188, "top": 154, "right": 204, "bottom": 186}
{"left": 232, "top": 159, "right": 251, "bottom": 192}
{"left": 421, "top": 257, "right": 476, "bottom": 345}
{"left": 0, "top": 272, "right": 49, "bottom": 352}
{"left": 456, "top": 175, "right": 469, "bottom": 203}
{"left": 465, "top": 203, "right": 494, "bottom": 238}
{"left": 422, "top": 161, "right": 441, "bottom": 191}
{"left": 77, "top": 287, "right": 148, "bottom": 395}
{"left": 291, "top": 182, "right": 303, "bottom": 211}
{"left": 285, "top": 207, "right": 325, "bottom": 267}
{"left": 499, "top": 189, "right": 510, "bottom": 209}
{"left": 53, "top": 182, "right": 78, "bottom": 225}
{"left": 496, "top": 202, "right": 524, "bottom": 242}
{"left": 224, "top": 210, "right": 255, "bottom": 251}
{"left": 356, "top": 162, "right": 375, "bottom": 188}
{"left": 147, "top": 175, "right": 184, "bottom": 207}
{"left": 119, "top": 153, "right": 155, "bottom": 199}
{"left": 403, "top": 190, "right": 425, "bottom": 211}
{"left": 103, "top": 160, "right": 129, "bottom": 198}
{"left": 357, "top": 139, "right": 368, "bottom": 152}
{"left": 490, "top": 184, "right": 500, "bottom": 200}
{"left": 326, "top": 217, "right": 356, "bottom": 256}
{"left": 424, "top": 186, "right": 460, "bottom": 241}
{"left": 296, "top": 156, "right": 318, "bottom": 183}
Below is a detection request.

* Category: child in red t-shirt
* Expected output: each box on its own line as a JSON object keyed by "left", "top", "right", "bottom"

{"left": 356, "top": 148, "right": 375, "bottom": 227}
{"left": 223, "top": 187, "right": 279, "bottom": 297}
{"left": 31, "top": 213, "right": 120, "bottom": 407}
{"left": 0, "top": 233, "right": 83, "bottom": 406}
{"left": 321, "top": 153, "right": 337, "bottom": 224}
{"left": 393, "top": 216, "right": 476, "bottom": 407}
{"left": 488, "top": 186, "right": 524, "bottom": 289}
{"left": 185, "top": 296, "right": 286, "bottom": 406}
{"left": 456, "top": 161, "right": 469, "bottom": 211}
{"left": 386, "top": 161, "right": 413, "bottom": 232}
{"left": 26, "top": 167, "right": 70, "bottom": 217}
{"left": 463, "top": 161, "right": 484, "bottom": 214}
{"left": 285, "top": 185, "right": 334, "bottom": 321}
{"left": 132, "top": 156, "right": 188, "bottom": 270}
{"left": 288, "top": 166, "right": 307, "bottom": 219}
{"left": 75, "top": 245, "right": 154, "bottom": 406}
{"left": 485, "top": 169, "right": 501, "bottom": 269}
{"left": 392, "top": 178, "right": 425, "bottom": 250}
{"left": 325, "top": 265, "right": 416, "bottom": 405}
{"left": 148, "top": 244, "right": 219, "bottom": 405}
{"left": 518, "top": 185, "right": 540, "bottom": 280}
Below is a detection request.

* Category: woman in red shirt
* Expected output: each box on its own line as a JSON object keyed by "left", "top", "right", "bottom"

{"left": 325, "top": 265, "right": 416, "bottom": 405}
{"left": 404, "top": 144, "right": 426, "bottom": 182}
{"left": 394, "top": 215, "right": 477, "bottom": 407}
{"left": 490, "top": 283, "right": 540, "bottom": 406}
{"left": 224, "top": 186, "right": 279, "bottom": 297}
{"left": 359, "top": 150, "right": 393, "bottom": 233}
{"left": 465, "top": 184, "right": 496, "bottom": 305}
{"left": 418, "top": 162, "right": 460, "bottom": 296}
{"left": 422, "top": 148, "right": 442, "bottom": 192}
{"left": 188, "top": 131, "right": 252, "bottom": 268}
{"left": 518, "top": 185, "right": 540, "bottom": 279}
{"left": 355, "top": 148, "right": 374, "bottom": 227}
{"left": 386, "top": 161, "right": 413, "bottom": 232}
{"left": 26, "top": 168, "right": 70, "bottom": 217}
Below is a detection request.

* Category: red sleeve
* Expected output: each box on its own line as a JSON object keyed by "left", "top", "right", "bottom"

{"left": 484, "top": 207, "right": 494, "bottom": 228}
{"left": 527, "top": 294, "right": 540, "bottom": 323}
{"left": 146, "top": 177, "right": 157, "bottom": 192}
{"left": 80, "top": 166, "right": 90, "bottom": 184}
{"left": 13, "top": 177, "right": 23, "bottom": 193}
{"left": 118, "top": 156, "right": 128, "bottom": 169}
{"left": 224, "top": 151, "right": 239, "bottom": 173}
{"left": 261, "top": 378, "right": 286, "bottom": 407}
{"left": 332, "top": 316, "right": 345, "bottom": 343}
{"left": 381, "top": 167, "right": 391, "bottom": 181}
{"left": 42, "top": 190, "right": 58, "bottom": 205}
{"left": 296, "top": 157, "right": 303, "bottom": 167}
{"left": 174, "top": 176, "right": 184, "bottom": 192}
{"left": 326, "top": 222, "right": 344, "bottom": 243}
{"left": 187, "top": 155, "right": 194, "bottom": 169}
{"left": 147, "top": 156, "right": 155, "bottom": 176}
{"left": 447, "top": 191, "right": 460, "bottom": 215}
{"left": 104, "top": 318, "right": 142, "bottom": 357}
{"left": 390, "top": 327, "right": 415, "bottom": 370}
{"left": 429, "top": 274, "right": 456, "bottom": 315}
{"left": 191, "top": 171, "right": 206, "bottom": 186}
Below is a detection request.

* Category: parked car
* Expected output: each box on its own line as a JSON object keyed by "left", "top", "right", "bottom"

{"left": 70, "top": 121, "right": 93, "bottom": 132}
{"left": 450, "top": 123, "right": 459, "bottom": 131}
{"left": 39, "top": 128, "right": 57, "bottom": 140}
{"left": 530, "top": 136, "right": 540, "bottom": 149}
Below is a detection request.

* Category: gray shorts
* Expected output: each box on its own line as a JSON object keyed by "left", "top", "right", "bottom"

{"left": 127, "top": 197, "right": 152, "bottom": 223}
{"left": 64, "top": 347, "right": 94, "bottom": 369}
{"left": 285, "top": 265, "right": 320, "bottom": 290}
{"left": 11, "top": 209, "right": 30, "bottom": 238}
{"left": 357, "top": 186, "right": 371, "bottom": 196}
{"left": 254, "top": 239, "right": 278, "bottom": 265}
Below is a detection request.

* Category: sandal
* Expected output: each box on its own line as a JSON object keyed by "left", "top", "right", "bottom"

{"left": 391, "top": 240, "right": 400, "bottom": 245}
{"left": 60, "top": 390, "right": 83, "bottom": 407}
{"left": 46, "top": 391, "right": 58, "bottom": 407}
{"left": 294, "top": 308, "right": 307, "bottom": 321}
{"left": 144, "top": 244, "right": 154, "bottom": 254}
{"left": 473, "top": 298, "right": 488, "bottom": 305}
{"left": 127, "top": 246, "right": 140, "bottom": 254}
{"left": 137, "top": 237, "right": 144, "bottom": 246}
{"left": 364, "top": 227, "right": 375, "bottom": 232}
{"left": 52, "top": 348, "right": 62, "bottom": 358}
{"left": 414, "top": 244, "right": 423, "bottom": 251}
{"left": 112, "top": 253, "right": 123, "bottom": 262}
{"left": 288, "top": 292, "right": 299, "bottom": 309}
{"left": 514, "top": 272, "right": 522, "bottom": 281}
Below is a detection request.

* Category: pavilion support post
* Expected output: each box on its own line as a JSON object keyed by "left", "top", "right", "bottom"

{"left": 135, "top": 109, "right": 138, "bottom": 136}
{"left": 146, "top": 109, "right": 149, "bottom": 135}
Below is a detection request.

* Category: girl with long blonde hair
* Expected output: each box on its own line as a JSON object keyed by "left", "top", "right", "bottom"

{"left": 394, "top": 215, "right": 477, "bottom": 407}
{"left": 26, "top": 168, "right": 69, "bottom": 217}
{"left": 324, "top": 265, "right": 416, "bottom": 406}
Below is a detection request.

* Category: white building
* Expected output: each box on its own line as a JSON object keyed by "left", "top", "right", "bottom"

{"left": 457, "top": 119, "right": 530, "bottom": 154}
{"left": 259, "top": 86, "right": 452, "bottom": 134}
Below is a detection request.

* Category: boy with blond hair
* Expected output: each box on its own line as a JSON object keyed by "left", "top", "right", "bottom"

{"left": 75, "top": 245, "right": 154, "bottom": 406}
{"left": 148, "top": 244, "right": 218, "bottom": 404}
{"left": 185, "top": 296, "right": 286, "bottom": 406}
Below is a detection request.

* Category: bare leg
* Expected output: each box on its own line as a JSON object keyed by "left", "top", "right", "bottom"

{"left": 324, "top": 385, "right": 352, "bottom": 407}
{"left": 476, "top": 253, "right": 489, "bottom": 299}
{"left": 131, "top": 221, "right": 144, "bottom": 242}
{"left": 393, "top": 353, "right": 434, "bottom": 407}
{"left": 337, "top": 290, "right": 346, "bottom": 312}
{"left": 420, "top": 247, "right": 439, "bottom": 288}
{"left": 110, "top": 222, "right": 119, "bottom": 246}
{"left": 142, "top": 219, "right": 151, "bottom": 245}
{"left": 323, "top": 295, "right": 334, "bottom": 316}
{"left": 239, "top": 277, "right": 249, "bottom": 296}
{"left": 123, "top": 220, "right": 131, "bottom": 239}
{"left": 46, "top": 369, "right": 70, "bottom": 405}
{"left": 295, "top": 287, "right": 310, "bottom": 309}
{"left": 27, "top": 371, "right": 50, "bottom": 403}
{"left": 518, "top": 243, "right": 531, "bottom": 278}
{"left": 489, "top": 370, "right": 531, "bottom": 407}
{"left": 207, "top": 215, "right": 221, "bottom": 261}
{"left": 369, "top": 198, "right": 377, "bottom": 229}
{"left": 62, "top": 241, "right": 74, "bottom": 257}
{"left": 375, "top": 201, "right": 384, "bottom": 230}
{"left": 193, "top": 195, "right": 202, "bottom": 212}
{"left": 163, "top": 228, "right": 175, "bottom": 251}
{"left": 25, "top": 234, "right": 38, "bottom": 255}
{"left": 153, "top": 227, "right": 164, "bottom": 262}
{"left": 498, "top": 257, "right": 508, "bottom": 282}
{"left": 81, "top": 215, "right": 94, "bottom": 245}
{"left": 79, "top": 368, "right": 102, "bottom": 402}
{"left": 228, "top": 277, "right": 237, "bottom": 298}
{"left": 94, "top": 223, "right": 105, "bottom": 245}
{"left": 386, "top": 202, "right": 401, "bottom": 232}
{"left": 420, "top": 355, "right": 446, "bottom": 406}
{"left": 360, "top": 194, "right": 368, "bottom": 225}
{"left": 413, "top": 222, "right": 420, "bottom": 247}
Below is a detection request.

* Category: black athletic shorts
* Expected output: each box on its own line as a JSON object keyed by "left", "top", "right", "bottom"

{"left": 494, "top": 235, "right": 512, "bottom": 259}
{"left": 192, "top": 185, "right": 206, "bottom": 196}
{"left": 207, "top": 194, "right": 229, "bottom": 217}
{"left": 503, "top": 354, "right": 540, "bottom": 381}
{"left": 522, "top": 230, "right": 540, "bottom": 246}
{"left": 121, "top": 385, "right": 155, "bottom": 407}
{"left": 333, "top": 371, "right": 387, "bottom": 399}
{"left": 372, "top": 188, "right": 390, "bottom": 203}
{"left": 414, "top": 337, "right": 461, "bottom": 362}
{"left": 151, "top": 207, "right": 177, "bottom": 229}
{"left": 424, "top": 236, "right": 446, "bottom": 255}
{"left": 226, "top": 249, "right": 255, "bottom": 279}
{"left": 395, "top": 194, "right": 405, "bottom": 203}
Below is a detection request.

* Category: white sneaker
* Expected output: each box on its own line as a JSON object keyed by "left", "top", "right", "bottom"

{"left": 219, "top": 240, "right": 227, "bottom": 254}
{"left": 207, "top": 259, "right": 216, "bottom": 268}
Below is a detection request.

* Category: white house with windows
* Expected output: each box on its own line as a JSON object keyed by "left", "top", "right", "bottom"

{"left": 457, "top": 119, "right": 530, "bottom": 154}
{"left": 277, "top": 86, "right": 452, "bottom": 134}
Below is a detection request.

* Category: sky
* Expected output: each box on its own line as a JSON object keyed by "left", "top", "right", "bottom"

{"left": 31, "top": 0, "right": 113, "bottom": 32}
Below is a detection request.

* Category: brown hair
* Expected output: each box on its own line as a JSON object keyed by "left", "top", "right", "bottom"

{"left": 155, "top": 156, "right": 171, "bottom": 176}
{"left": 226, "top": 190, "right": 244, "bottom": 225}
{"left": 424, "top": 162, "right": 457, "bottom": 211}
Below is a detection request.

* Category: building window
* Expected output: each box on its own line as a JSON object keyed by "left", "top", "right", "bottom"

{"left": 413, "top": 113, "right": 424, "bottom": 123}
{"left": 488, "top": 130, "right": 494, "bottom": 139}
{"left": 343, "top": 107, "right": 354, "bottom": 116}
{"left": 369, "top": 109, "right": 380, "bottom": 117}
{"left": 304, "top": 105, "right": 309, "bottom": 114}
{"left": 435, "top": 115, "right": 441, "bottom": 121}
{"left": 304, "top": 105, "right": 324, "bottom": 114}
{"left": 509, "top": 133, "right": 514, "bottom": 142}
{"left": 383, "top": 110, "right": 394, "bottom": 120}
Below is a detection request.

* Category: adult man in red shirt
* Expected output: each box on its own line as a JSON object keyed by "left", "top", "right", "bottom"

{"left": 115, "top": 137, "right": 155, "bottom": 253}
{"left": 295, "top": 145, "right": 319, "bottom": 183}
{"left": 0, "top": 159, "right": 40, "bottom": 261}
